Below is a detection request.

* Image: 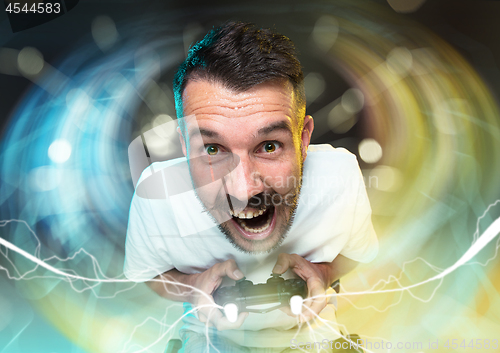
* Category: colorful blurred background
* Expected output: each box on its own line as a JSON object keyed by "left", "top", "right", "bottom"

{"left": 1, "top": 0, "right": 500, "bottom": 352}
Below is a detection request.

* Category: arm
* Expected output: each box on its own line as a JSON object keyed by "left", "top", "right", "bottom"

{"left": 146, "top": 268, "right": 198, "bottom": 302}
{"left": 145, "top": 260, "right": 249, "bottom": 330}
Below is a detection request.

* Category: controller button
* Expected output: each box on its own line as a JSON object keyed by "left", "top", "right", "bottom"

{"left": 290, "top": 295, "right": 303, "bottom": 315}
{"left": 223, "top": 303, "right": 239, "bottom": 323}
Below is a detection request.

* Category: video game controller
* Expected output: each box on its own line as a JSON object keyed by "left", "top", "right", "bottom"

{"left": 213, "top": 274, "right": 307, "bottom": 322}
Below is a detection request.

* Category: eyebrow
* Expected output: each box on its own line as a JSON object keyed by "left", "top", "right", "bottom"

{"left": 189, "top": 128, "right": 221, "bottom": 139}
{"left": 257, "top": 121, "right": 293, "bottom": 137}
{"left": 188, "top": 120, "right": 293, "bottom": 140}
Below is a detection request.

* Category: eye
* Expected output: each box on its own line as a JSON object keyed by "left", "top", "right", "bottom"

{"left": 262, "top": 142, "right": 279, "bottom": 153}
{"left": 205, "top": 145, "right": 219, "bottom": 155}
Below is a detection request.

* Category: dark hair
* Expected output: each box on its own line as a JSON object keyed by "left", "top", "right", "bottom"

{"left": 173, "top": 22, "right": 305, "bottom": 128}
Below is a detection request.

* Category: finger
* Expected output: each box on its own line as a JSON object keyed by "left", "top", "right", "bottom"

{"left": 200, "top": 306, "right": 224, "bottom": 327}
{"left": 216, "top": 312, "right": 249, "bottom": 331}
{"left": 198, "top": 311, "right": 207, "bottom": 323}
{"left": 302, "top": 296, "right": 326, "bottom": 322}
{"left": 197, "top": 293, "right": 217, "bottom": 308}
{"left": 301, "top": 282, "right": 318, "bottom": 315}
{"left": 197, "top": 311, "right": 215, "bottom": 327}
{"left": 272, "top": 253, "right": 300, "bottom": 274}
{"left": 196, "top": 294, "right": 222, "bottom": 323}
{"left": 300, "top": 306, "right": 316, "bottom": 323}
{"left": 306, "top": 277, "right": 325, "bottom": 299}
{"left": 213, "top": 259, "right": 245, "bottom": 281}
{"left": 279, "top": 306, "right": 294, "bottom": 317}
{"left": 301, "top": 279, "right": 327, "bottom": 322}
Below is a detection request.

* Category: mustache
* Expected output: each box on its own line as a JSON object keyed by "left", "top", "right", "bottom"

{"left": 204, "top": 191, "right": 279, "bottom": 215}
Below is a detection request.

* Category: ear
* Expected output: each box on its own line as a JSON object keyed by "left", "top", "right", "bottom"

{"left": 177, "top": 126, "right": 187, "bottom": 157}
{"left": 301, "top": 115, "right": 314, "bottom": 160}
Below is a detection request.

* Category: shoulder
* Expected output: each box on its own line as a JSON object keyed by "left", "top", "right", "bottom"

{"left": 305, "top": 144, "right": 360, "bottom": 176}
{"left": 301, "top": 144, "right": 364, "bottom": 202}
{"left": 306, "top": 144, "right": 357, "bottom": 160}
{"left": 133, "top": 157, "right": 189, "bottom": 199}
{"left": 135, "top": 157, "right": 188, "bottom": 186}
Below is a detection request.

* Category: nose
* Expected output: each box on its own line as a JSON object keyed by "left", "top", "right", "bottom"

{"left": 223, "top": 155, "right": 264, "bottom": 210}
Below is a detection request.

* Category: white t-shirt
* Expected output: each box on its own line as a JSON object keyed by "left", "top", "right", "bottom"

{"left": 124, "top": 144, "right": 378, "bottom": 347}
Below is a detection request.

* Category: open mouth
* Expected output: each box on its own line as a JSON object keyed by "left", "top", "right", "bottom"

{"left": 229, "top": 205, "right": 276, "bottom": 239}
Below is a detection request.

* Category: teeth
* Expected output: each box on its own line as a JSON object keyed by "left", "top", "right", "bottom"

{"left": 240, "top": 216, "right": 272, "bottom": 233}
{"left": 230, "top": 204, "right": 274, "bottom": 233}
{"left": 230, "top": 206, "right": 267, "bottom": 219}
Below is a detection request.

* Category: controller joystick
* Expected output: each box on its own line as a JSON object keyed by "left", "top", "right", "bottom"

{"left": 213, "top": 274, "right": 307, "bottom": 322}
{"left": 267, "top": 273, "right": 285, "bottom": 284}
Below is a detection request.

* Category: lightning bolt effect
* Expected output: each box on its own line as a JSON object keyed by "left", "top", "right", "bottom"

{"left": 1, "top": 204, "right": 499, "bottom": 352}
{"left": 1, "top": 1, "right": 500, "bottom": 352}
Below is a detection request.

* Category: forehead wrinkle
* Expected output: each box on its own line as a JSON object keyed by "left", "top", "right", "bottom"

{"left": 183, "top": 85, "right": 294, "bottom": 115}
{"left": 182, "top": 80, "right": 301, "bottom": 141}
{"left": 184, "top": 91, "right": 257, "bottom": 111}
{"left": 187, "top": 104, "right": 292, "bottom": 119}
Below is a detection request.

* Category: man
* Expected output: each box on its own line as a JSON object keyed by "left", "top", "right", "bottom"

{"left": 124, "top": 22, "right": 378, "bottom": 352}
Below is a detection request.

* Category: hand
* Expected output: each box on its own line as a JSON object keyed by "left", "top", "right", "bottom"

{"left": 272, "top": 253, "right": 331, "bottom": 323}
{"left": 189, "top": 259, "right": 249, "bottom": 330}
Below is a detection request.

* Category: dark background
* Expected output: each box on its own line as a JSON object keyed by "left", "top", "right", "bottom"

{"left": 1, "top": 0, "right": 500, "bottom": 142}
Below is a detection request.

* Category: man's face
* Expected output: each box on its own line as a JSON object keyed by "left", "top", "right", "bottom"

{"left": 180, "top": 79, "right": 313, "bottom": 253}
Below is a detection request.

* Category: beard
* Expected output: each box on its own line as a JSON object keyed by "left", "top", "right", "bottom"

{"left": 218, "top": 185, "right": 301, "bottom": 254}
{"left": 203, "top": 162, "right": 303, "bottom": 254}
